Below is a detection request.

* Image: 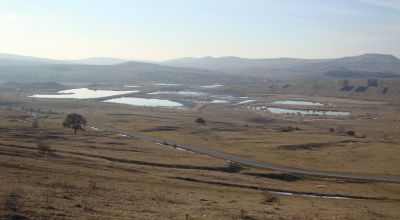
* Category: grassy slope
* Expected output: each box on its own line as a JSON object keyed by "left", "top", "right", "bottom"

{"left": 1, "top": 87, "right": 400, "bottom": 219}
{"left": 1, "top": 108, "right": 400, "bottom": 219}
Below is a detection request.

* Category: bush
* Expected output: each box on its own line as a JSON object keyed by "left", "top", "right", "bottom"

{"left": 346, "top": 130, "right": 355, "bottom": 136}
{"left": 4, "top": 192, "right": 21, "bottom": 213}
{"left": 263, "top": 191, "right": 279, "bottom": 204}
{"left": 335, "top": 126, "right": 346, "bottom": 135}
{"left": 32, "top": 118, "right": 39, "bottom": 129}
{"left": 37, "top": 141, "right": 54, "bottom": 155}
{"left": 195, "top": 117, "right": 205, "bottom": 124}
{"left": 280, "top": 126, "right": 294, "bottom": 132}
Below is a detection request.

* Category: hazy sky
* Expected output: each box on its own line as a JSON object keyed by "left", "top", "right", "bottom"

{"left": 0, "top": 0, "right": 399, "bottom": 60}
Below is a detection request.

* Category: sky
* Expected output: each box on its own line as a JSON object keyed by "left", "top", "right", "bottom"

{"left": 0, "top": 0, "right": 399, "bottom": 60}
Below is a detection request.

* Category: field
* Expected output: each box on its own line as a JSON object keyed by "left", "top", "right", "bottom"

{"left": 1, "top": 86, "right": 400, "bottom": 219}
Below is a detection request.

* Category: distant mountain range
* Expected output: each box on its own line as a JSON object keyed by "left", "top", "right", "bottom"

{"left": 0, "top": 53, "right": 134, "bottom": 65}
{"left": 0, "top": 56, "right": 254, "bottom": 84}
{"left": 162, "top": 54, "right": 400, "bottom": 79}
{"left": 0, "top": 53, "right": 399, "bottom": 84}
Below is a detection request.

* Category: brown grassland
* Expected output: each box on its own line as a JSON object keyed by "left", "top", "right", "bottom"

{"left": 0, "top": 88, "right": 400, "bottom": 219}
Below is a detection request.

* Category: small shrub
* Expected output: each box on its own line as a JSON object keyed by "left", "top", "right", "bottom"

{"left": 335, "top": 126, "right": 346, "bottom": 135}
{"left": 346, "top": 130, "right": 355, "bottom": 136}
{"left": 239, "top": 209, "right": 256, "bottom": 220}
{"left": 4, "top": 192, "right": 21, "bottom": 213}
{"left": 32, "top": 118, "right": 39, "bottom": 129}
{"left": 37, "top": 141, "right": 54, "bottom": 155}
{"left": 240, "top": 209, "right": 247, "bottom": 218}
{"left": 329, "top": 128, "right": 335, "bottom": 133}
{"left": 3, "top": 191, "right": 29, "bottom": 220}
{"left": 280, "top": 126, "right": 294, "bottom": 132}
{"left": 88, "top": 181, "right": 97, "bottom": 190}
{"left": 195, "top": 117, "right": 205, "bottom": 124}
{"left": 263, "top": 191, "right": 279, "bottom": 204}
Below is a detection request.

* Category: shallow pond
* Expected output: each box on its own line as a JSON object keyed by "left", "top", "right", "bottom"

{"left": 148, "top": 91, "right": 207, "bottom": 96}
{"left": 104, "top": 97, "right": 183, "bottom": 107}
{"left": 237, "top": 100, "right": 256, "bottom": 105}
{"left": 253, "top": 107, "right": 350, "bottom": 116}
{"left": 200, "top": 84, "right": 223, "bottom": 88}
{"left": 271, "top": 100, "right": 323, "bottom": 106}
{"left": 210, "top": 100, "right": 229, "bottom": 104}
{"left": 152, "top": 83, "right": 182, "bottom": 86}
{"left": 29, "top": 88, "right": 138, "bottom": 99}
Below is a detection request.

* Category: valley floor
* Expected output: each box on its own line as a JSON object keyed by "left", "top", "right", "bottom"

{"left": 1, "top": 90, "right": 400, "bottom": 219}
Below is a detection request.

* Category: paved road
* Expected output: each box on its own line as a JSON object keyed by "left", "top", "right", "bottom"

{"left": 91, "top": 123, "right": 400, "bottom": 183}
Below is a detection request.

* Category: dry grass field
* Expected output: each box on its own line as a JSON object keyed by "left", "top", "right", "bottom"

{"left": 1, "top": 88, "right": 400, "bottom": 219}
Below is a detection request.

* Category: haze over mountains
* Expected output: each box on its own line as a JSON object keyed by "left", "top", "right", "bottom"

{"left": 162, "top": 54, "right": 400, "bottom": 79}
{"left": 0, "top": 53, "right": 399, "bottom": 84}
{"left": 0, "top": 53, "right": 133, "bottom": 66}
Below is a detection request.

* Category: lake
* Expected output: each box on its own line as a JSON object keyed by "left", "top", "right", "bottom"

{"left": 148, "top": 91, "right": 207, "bottom": 96}
{"left": 104, "top": 97, "right": 184, "bottom": 107}
{"left": 267, "top": 107, "right": 349, "bottom": 116}
{"left": 253, "top": 106, "right": 350, "bottom": 116}
{"left": 271, "top": 100, "right": 323, "bottom": 106}
{"left": 29, "top": 88, "right": 138, "bottom": 99}
{"left": 200, "top": 84, "right": 223, "bottom": 88}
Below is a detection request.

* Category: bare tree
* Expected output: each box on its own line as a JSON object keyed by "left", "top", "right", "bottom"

{"left": 63, "top": 113, "right": 87, "bottom": 134}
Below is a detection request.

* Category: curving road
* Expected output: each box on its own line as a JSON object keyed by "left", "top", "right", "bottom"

{"left": 92, "top": 123, "right": 400, "bottom": 183}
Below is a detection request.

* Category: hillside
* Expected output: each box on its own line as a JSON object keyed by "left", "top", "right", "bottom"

{"left": 0, "top": 61, "right": 258, "bottom": 84}
{"left": 1, "top": 53, "right": 400, "bottom": 85}
{"left": 67, "top": 57, "right": 133, "bottom": 65}
{"left": 213, "top": 77, "right": 400, "bottom": 101}
{"left": 163, "top": 54, "right": 400, "bottom": 79}
{"left": 0, "top": 53, "right": 133, "bottom": 66}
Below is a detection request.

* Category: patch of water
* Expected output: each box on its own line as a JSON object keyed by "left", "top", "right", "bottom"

{"left": 148, "top": 91, "right": 207, "bottom": 96}
{"left": 29, "top": 88, "right": 138, "bottom": 99}
{"left": 153, "top": 83, "right": 182, "bottom": 86}
{"left": 200, "top": 84, "right": 223, "bottom": 88}
{"left": 210, "top": 100, "right": 229, "bottom": 104}
{"left": 271, "top": 191, "right": 352, "bottom": 200}
{"left": 104, "top": 97, "right": 184, "bottom": 107}
{"left": 116, "top": 134, "right": 130, "bottom": 138}
{"left": 253, "top": 107, "right": 350, "bottom": 116}
{"left": 237, "top": 100, "right": 256, "bottom": 105}
{"left": 272, "top": 100, "right": 323, "bottom": 106}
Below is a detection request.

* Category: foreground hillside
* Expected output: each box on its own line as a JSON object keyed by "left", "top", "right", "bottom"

{"left": 1, "top": 86, "right": 400, "bottom": 219}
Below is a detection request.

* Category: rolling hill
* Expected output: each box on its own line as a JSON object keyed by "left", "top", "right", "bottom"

{"left": 0, "top": 61, "right": 258, "bottom": 84}
{"left": 0, "top": 53, "right": 134, "bottom": 66}
{"left": 1, "top": 53, "right": 399, "bottom": 85}
{"left": 162, "top": 54, "right": 400, "bottom": 79}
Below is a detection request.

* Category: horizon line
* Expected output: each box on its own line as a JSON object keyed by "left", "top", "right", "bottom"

{"left": 0, "top": 51, "right": 398, "bottom": 62}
